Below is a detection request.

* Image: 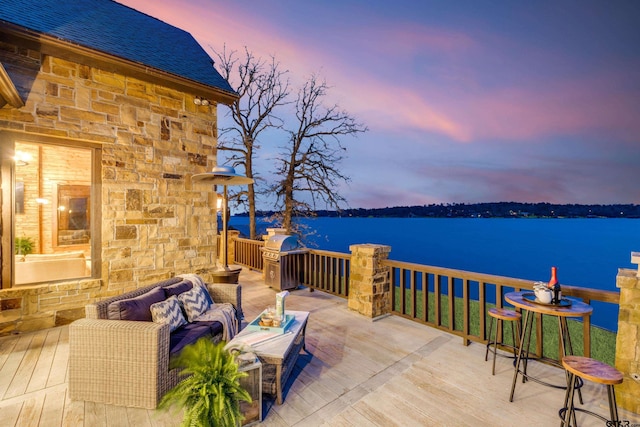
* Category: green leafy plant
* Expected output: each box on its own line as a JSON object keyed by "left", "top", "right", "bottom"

{"left": 14, "top": 236, "right": 34, "bottom": 255}
{"left": 159, "top": 339, "right": 252, "bottom": 427}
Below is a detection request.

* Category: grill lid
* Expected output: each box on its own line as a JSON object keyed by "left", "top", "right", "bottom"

{"left": 264, "top": 234, "right": 299, "bottom": 252}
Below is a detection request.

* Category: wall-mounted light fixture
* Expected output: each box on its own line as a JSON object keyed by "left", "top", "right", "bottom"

{"left": 194, "top": 96, "right": 210, "bottom": 106}
{"left": 13, "top": 151, "right": 32, "bottom": 166}
{"left": 216, "top": 193, "right": 224, "bottom": 211}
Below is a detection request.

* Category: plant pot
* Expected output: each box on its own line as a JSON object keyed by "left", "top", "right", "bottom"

{"left": 211, "top": 267, "right": 242, "bottom": 284}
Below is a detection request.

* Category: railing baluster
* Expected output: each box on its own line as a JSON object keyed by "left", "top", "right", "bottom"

{"left": 434, "top": 274, "right": 442, "bottom": 327}
{"left": 233, "top": 243, "right": 615, "bottom": 365}
{"left": 411, "top": 269, "right": 417, "bottom": 318}
{"left": 422, "top": 272, "right": 429, "bottom": 323}
{"left": 583, "top": 297, "right": 592, "bottom": 358}
{"left": 479, "top": 281, "right": 487, "bottom": 341}
{"left": 448, "top": 276, "right": 454, "bottom": 332}
{"left": 463, "top": 278, "right": 470, "bottom": 346}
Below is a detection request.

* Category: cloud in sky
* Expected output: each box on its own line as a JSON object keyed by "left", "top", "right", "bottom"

{"left": 119, "top": 0, "right": 640, "bottom": 208}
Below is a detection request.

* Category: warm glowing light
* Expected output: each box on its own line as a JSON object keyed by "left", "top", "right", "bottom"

{"left": 13, "top": 151, "right": 33, "bottom": 166}
{"left": 36, "top": 198, "right": 49, "bottom": 204}
{"left": 216, "top": 193, "right": 224, "bottom": 211}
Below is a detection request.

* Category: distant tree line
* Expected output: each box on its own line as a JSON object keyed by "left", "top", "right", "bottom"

{"left": 244, "top": 202, "right": 640, "bottom": 219}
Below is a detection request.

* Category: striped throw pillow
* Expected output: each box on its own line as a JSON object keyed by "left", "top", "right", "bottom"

{"left": 150, "top": 295, "right": 187, "bottom": 332}
{"left": 178, "top": 285, "right": 211, "bottom": 322}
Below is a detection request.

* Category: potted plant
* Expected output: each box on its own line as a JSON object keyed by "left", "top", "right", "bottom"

{"left": 14, "top": 236, "right": 34, "bottom": 255}
{"left": 159, "top": 338, "right": 252, "bottom": 427}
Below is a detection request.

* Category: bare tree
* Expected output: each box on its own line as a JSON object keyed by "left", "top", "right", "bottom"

{"left": 272, "top": 74, "right": 368, "bottom": 233}
{"left": 214, "top": 46, "right": 290, "bottom": 239}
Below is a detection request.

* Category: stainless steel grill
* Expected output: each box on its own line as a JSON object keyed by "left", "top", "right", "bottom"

{"left": 262, "top": 233, "right": 306, "bottom": 291}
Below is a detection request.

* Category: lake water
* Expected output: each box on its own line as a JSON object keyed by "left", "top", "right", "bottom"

{"left": 229, "top": 216, "right": 640, "bottom": 331}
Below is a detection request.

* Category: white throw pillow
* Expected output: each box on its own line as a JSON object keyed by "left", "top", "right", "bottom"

{"left": 177, "top": 284, "right": 211, "bottom": 322}
{"left": 150, "top": 295, "right": 187, "bottom": 332}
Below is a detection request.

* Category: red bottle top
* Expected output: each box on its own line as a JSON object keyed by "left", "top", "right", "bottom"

{"left": 548, "top": 266, "right": 558, "bottom": 288}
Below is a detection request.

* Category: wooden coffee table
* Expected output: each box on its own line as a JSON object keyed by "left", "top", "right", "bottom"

{"left": 229, "top": 310, "right": 309, "bottom": 404}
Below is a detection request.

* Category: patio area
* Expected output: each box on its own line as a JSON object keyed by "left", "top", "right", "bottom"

{"left": 1, "top": 268, "right": 638, "bottom": 426}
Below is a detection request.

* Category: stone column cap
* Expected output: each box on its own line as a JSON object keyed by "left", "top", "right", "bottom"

{"left": 349, "top": 243, "right": 391, "bottom": 253}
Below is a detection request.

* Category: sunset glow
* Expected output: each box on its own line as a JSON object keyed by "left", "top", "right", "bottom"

{"left": 119, "top": 0, "right": 640, "bottom": 208}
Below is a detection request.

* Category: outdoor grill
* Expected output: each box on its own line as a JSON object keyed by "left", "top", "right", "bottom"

{"left": 262, "top": 233, "right": 307, "bottom": 291}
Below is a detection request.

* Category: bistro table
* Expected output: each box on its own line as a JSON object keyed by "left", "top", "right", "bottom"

{"left": 505, "top": 290, "right": 593, "bottom": 402}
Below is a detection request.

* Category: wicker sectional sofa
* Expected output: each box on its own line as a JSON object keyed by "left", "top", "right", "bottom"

{"left": 68, "top": 275, "right": 242, "bottom": 409}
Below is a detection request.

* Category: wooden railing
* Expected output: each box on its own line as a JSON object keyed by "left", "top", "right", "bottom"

{"left": 233, "top": 237, "right": 264, "bottom": 271}
{"left": 384, "top": 259, "right": 619, "bottom": 362}
{"left": 229, "top": 235, "right": 619, "bottom": 364}
{"left": 301, "top": 249, "right": 350, "bottom": 298}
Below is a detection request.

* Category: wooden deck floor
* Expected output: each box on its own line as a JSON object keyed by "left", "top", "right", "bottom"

{"left": 1, "top": 269, "right": 639, "bottom": 427}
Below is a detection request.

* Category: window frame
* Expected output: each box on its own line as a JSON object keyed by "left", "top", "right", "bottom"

{"left": 1, "top": 131, "right": 102, "bottom": 288}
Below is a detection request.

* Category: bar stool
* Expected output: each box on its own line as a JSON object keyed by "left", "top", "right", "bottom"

{"left": 485, "top": 307, "right": 521, "bottom": 375}
{"left": 560, "top": 355, "right": 623, "bottom": 427}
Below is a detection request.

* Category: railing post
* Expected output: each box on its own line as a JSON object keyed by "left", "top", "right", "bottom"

{"left": 614, "top": 252, "right": 640, "bottom": 415}
{"left": 348, "top": 244, "right": 391, "bottom": 319}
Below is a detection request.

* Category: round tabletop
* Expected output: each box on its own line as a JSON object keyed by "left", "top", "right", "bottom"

{"left": 505, "top": 291, "right": 592, "bottom": 317}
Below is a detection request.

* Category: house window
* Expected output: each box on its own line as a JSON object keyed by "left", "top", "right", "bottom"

{"left": 11, "top": 141, "right": 97, "bottom": 285}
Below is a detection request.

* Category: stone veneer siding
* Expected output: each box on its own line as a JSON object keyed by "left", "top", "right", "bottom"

{"left": 348, "top": 244, "right": 391, "bottom": 318}
{"left": 0, "top": 44, "right": 222, "bottom": 335}
{"left": 615, "top": 253, "right": 640, "bottom": 414}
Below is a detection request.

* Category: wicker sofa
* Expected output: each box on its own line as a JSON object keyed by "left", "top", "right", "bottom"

{"left": 68, "top": 276, "right": 242, "bottom": 409}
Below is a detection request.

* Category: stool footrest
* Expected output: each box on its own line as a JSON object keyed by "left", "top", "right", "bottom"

{"left": 559, "top": 406, "right": 609, "bottom": 425}
{"left": 486, "top": 342, "right": 519, "bottom": 358}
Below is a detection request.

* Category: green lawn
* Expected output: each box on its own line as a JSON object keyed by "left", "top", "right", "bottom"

{"left": 394, "top": 289, "right": 616, "bottom": 366}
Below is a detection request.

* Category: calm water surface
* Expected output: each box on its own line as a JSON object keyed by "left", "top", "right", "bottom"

{"left": 230, "top": 217, "right": 640, "bottom": 331}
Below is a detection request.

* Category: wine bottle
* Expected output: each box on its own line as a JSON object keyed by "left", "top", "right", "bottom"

{"left": 548, "top": 266, "right": 561, "bottom": 304}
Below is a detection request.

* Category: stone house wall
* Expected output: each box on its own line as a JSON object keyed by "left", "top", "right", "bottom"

{"left": 0, "top": 42, "right": 222, "bottom": 335}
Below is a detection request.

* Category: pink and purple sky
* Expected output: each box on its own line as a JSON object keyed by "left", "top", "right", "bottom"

{"left": 119, "top": 0, "right": 640, "bottom": 209}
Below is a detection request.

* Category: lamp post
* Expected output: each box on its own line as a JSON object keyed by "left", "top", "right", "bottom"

{"left": 192, "top": 166, "right": 254, "bottom": 282}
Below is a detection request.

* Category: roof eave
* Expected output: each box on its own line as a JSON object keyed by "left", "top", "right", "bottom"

{"left": 1, "top": 24, "right": 239, "bottom": 106}
{"left": 0, "top": 62, "right": 25, "bottom": 108}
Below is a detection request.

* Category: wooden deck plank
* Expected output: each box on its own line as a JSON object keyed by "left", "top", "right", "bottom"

{"left": 319, "top": 409, "right": 363, "bottom": 427}
{"left": 14, "top": 394, "right": 45, "bottom": 427}
{"left": 5, "top": 331, "right": 45, "bottom": 399}
{"left": 47, "top": 327, "right": 68, "bottom": 387}
{"left": 104, "top": 404, "right": 129, "bottom": 426}
{"left": 0, "top": 400, "right": 23, "bottom": 427}
{"left": 26, "top": 328, "right": 61, "bottom": 393}
{"left": 0, "top": 334, "right": 33, "bottom": 400}
{"left": 0, "top": 334, "right": 19, "bottom": 372}
{"left": 1, "top": 269, "right": 639, "bottom": 426}
{"left": 83, "top": 401, "right": 106, "bottom": 427}
{"left": 124, "top": 407, "right": 153, "bottom": 427}
{"left": 40, "top": 390, "right": 66, "bottom": 427}
{"left": 61, "top": 396, "right": 84, "bottom": 427}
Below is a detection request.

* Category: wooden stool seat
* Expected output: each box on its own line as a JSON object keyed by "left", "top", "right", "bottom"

{"left": 485, "top": 307, "right": 521, "bottom": 375}
{"left": 488, "top": 307, "right": 521, "bottom": 321}
{"left": 562, "top": 356, "right": 623, "bottom": 385}
{"left": 560, "top": 356, "right": 623, "bottom": 426}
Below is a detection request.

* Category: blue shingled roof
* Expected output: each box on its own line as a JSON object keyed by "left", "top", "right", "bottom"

{"left": 0, "top": 0, "right": 235, "bottom": 96}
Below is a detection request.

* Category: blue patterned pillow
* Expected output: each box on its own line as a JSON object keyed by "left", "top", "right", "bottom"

{"left": 150, "top": 296, "right": 187, "bottom": 332}
{"left": 177, "top": 285, "right": 211, "bottom": 322}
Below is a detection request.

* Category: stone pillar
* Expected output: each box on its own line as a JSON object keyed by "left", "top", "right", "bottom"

{"left": 615, "top": 252, "right": 640, "bottom": 414}
{"left": 348, "top": 244, "right": 391, "bottom": 319}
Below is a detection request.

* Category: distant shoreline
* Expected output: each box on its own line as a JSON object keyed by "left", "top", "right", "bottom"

{"left": 244, "top": 202, "right": 640, "bottom": 219}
